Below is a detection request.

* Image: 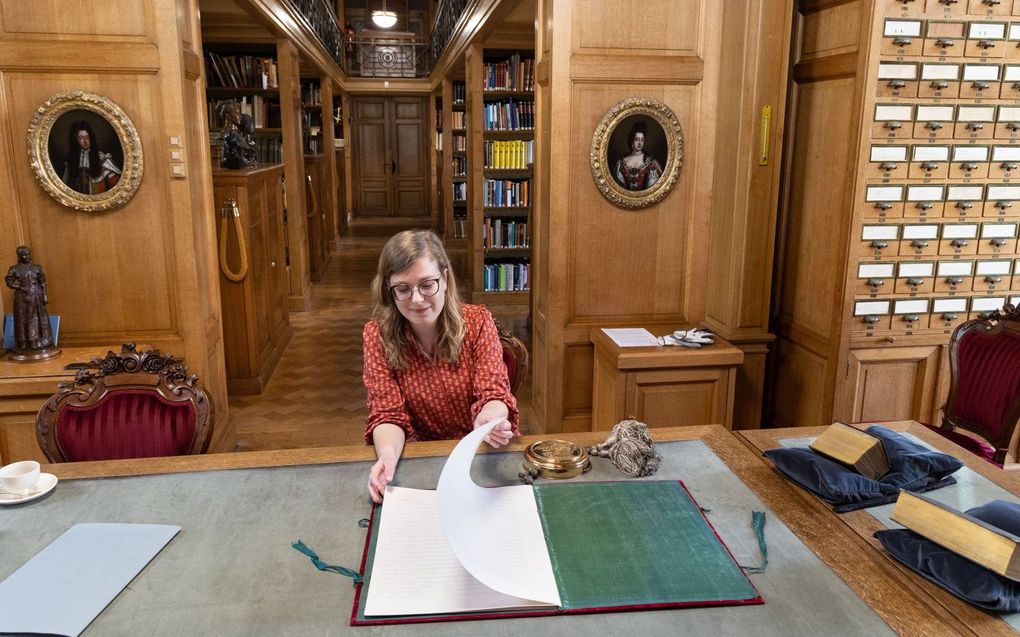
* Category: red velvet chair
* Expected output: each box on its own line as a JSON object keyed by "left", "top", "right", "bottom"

{"left": 36, "top": 343, "right": 213, "bottom": 462}
{"left": 494, "top": 319, "right": 529, "bottom": 397}
{"left": 927, "top": 304, "right": 1020, "bottom": 466}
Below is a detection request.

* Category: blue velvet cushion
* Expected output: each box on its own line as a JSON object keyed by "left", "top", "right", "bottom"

{"left": 875, "top": 500, "right": 1020, "bottom": 612}
{"left": 763, "top": 426, "right": 963, "bottom": 512}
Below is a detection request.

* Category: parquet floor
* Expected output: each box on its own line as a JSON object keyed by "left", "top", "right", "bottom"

{"left": 230, "top": 237, "right": 532, "bottom": 452}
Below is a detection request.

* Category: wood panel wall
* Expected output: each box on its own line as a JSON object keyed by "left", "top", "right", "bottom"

{"left": 0, "top": 0, "right": 233, "bottom": 451}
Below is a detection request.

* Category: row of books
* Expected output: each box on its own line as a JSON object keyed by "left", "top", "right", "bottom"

{"left": 435, "top": 107, "right": 443, "bottom": 130}
{"left": 434, "top": 130, "right": 443, "bottom": 152}
{"left": 483, "top": 99, "right": 534, "bottom": 131}
{"left": 305, "top": 137, "right": 323, "bottom": 154}
{"left": 452, "top": 156, "right": 467, "bottom": 176}
{"left": 483, "top": 179, "right": 531, "bottom": 208}
{"left": 301, "top": 82, "right": 321, "bottom": 106}
{"left": 451, "top": 135, "right": 467, "bottom": 152}
{"left": 483, "top": 261, "right": 530, "bottom": 292}
{"left": 452, "top": 82, "right": 466, "bottom": 104}
{"left": 483, "top": 54, "right": 535, "bottom": 92}
{"left": 453, "top": 182, "right": 467, "bottom": 201}
{"left": 205, "top": 51, "right": 278, "bottom": 89}
{"left": 451, "top": 217, "right": 468, "bottom": 239}
{"left": 208, "top": 98, "right": 281, "bottom": 130}
{"left": 482, "top": 218, "right": 529, "bottom": 250}
{"left": 450, "top": 111, "right": 467, "bottom": 130}
{"left": 484, "top": 140, "right": 533, "bottom": 170}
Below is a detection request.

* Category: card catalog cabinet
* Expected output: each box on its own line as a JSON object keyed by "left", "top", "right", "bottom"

{"left": 212, "top": 165, "right": 293, "bottom": 396}
{"left": 773, "top": 0, "right": 1020, "bottom": 446}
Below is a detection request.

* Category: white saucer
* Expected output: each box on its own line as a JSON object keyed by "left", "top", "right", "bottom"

{"left": 0, "top": 473, "right": 58, "bottom": 505}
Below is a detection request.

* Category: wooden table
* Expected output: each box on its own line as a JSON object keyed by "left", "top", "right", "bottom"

{"left": 590, "top": 329, "right": 744, "bottom": 431}
{"left": 741, "top": 421, "right": 1020, "bottom": 637}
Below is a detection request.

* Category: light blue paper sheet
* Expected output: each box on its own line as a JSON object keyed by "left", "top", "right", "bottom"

{"left": 0, "top": 523, "right": 180, "bottom": 636}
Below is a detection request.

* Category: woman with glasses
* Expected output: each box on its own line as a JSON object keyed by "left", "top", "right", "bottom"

{"left": 363, "top": 230, "right": 520, "bottom": 503}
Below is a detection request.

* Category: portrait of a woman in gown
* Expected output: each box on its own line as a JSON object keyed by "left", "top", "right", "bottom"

{"left": 612, "top": 119, "right": 665, "bottom": 192}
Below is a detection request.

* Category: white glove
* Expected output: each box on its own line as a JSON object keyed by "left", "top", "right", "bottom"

{"left": 656, "top": 328, "right": 715, "bottom": 348}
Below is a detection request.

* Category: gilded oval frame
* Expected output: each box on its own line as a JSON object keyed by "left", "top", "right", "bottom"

{"left": 590, "top": 98, "right": 684, "bottom": 209}
{"left": 27, "top": 91, "right": 143, "bottom": 212}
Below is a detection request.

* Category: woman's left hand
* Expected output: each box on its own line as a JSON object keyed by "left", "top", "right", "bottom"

{"left": 476, "top": 417, "right": 517, "bottom": 448}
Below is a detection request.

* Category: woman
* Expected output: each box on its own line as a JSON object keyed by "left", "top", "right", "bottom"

{"left": 363, "top": 230, "right": 519, "bottom": 503}
{"left": 613, "top": 120, "right": 663, "bottom": 191}
{"left": 61, "top": 121, "right": 122, "bottom": 194}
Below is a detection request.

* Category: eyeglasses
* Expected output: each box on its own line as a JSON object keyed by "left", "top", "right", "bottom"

{"left": 390, "top": 276, "right": 442, "bottom": 301}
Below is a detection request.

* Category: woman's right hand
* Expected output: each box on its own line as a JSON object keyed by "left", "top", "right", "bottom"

{"left": 367, "top": 454, "right": 397, "bottom": 503}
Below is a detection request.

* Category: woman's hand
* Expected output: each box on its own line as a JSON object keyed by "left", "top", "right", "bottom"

{"left": 478, "top": 418, "right": 516, "bottom": 447}
{"left": 367, "top": 453, "right": 397, "bottom": 503}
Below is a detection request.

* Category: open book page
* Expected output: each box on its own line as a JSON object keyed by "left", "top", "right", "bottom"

{"left": 436, "top": 421, "right": 561, "bottom": 606}
{"left": 363, "top": 486, "right": 552, "bottom": 616}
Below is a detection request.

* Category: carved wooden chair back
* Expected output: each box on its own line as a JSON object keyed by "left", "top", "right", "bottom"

{"left": 36, "top": 343, "right": 214, "bottom": 463}
{"left": 494, "top": 319, "right": 529, "bottom": 397}
{"left": 937, "top": 304, "right": 1020, "bottom": 465}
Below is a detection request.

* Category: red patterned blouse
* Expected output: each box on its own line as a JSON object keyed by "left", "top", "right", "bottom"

{"left": 363, "top": 304, "right": 520, "bottom": 444}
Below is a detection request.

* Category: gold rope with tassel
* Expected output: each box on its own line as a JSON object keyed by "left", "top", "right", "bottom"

{"left": 218, "top": 198, "right": 249, "bottom": 282}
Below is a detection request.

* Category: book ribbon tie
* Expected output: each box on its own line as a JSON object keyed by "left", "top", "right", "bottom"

{"left": 292, "top": 540, "right": 363, "bottom": 585}
{"left": 740, "top": 511, "right": 769, "bottom": 574}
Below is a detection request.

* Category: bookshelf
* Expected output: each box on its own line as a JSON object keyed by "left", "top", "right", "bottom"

{"left": 440, "top": 77, "right": 470, "bottom": 287}
{"left": 204, "top": 46, "right": 283, "bottom": 165}
{"left": 467, "top": 47, "right": 534, "bottom": 304}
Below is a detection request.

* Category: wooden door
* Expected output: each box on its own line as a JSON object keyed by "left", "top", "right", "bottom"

{"left": 351, "top": 96, "right": 428, "bottom": 218}
{"left": 844, "top": 346, "right": 943, "bottom": 424}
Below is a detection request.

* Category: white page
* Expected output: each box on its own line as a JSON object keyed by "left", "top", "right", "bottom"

{"left": 436, "top": 421, "right": 561, "bottom": 606}
{"left": 601, "top": 327, "right": 659, "bottom": 347}
{"left": 362, "top": 486, "right": 550, "bottom": 616}
{"left": 0, "top": 523, "right": 180, "bottom": 637}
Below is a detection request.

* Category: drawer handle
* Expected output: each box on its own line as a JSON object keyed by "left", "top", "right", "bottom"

{"left": 935, "top": 38, "right": 956, "bottom": 48}
{"left": 990, "top": 238, "right": 1010, "bottom": 247}
{"left": 966, "top": 122, "right": 985, "bottom": 131}
{"left": 916, "top": 201, "right": 934, "bottom": 210}
{"left": 985, "top": 275, "right": 1004, "bottom": 283}
{"left": 887, "top": 80, "right": 907, "bottom": 89}
{"left": 884, "top": 121, "right": 904, "bottom": 130}
{"left": 910, "top": 239, "right": 930, "bottom": 249}
{"left": 1003, "top": 162, "right": 1020, "bottom": 171}
{"left": 996, "top": 200, "right": 1013, "bottom": 210}
{"left": 866, "top": 277, "right": 886, "bottom": 287}
{"left": 863, "top": 315, "right": 882, "bottom": 325}
{"left": 959, "top": 162, "right": 979, "bottom": 171}
{"left": 955, "top": 201, "right": 974, "bottom": 210}
{"left": 874, "top": 201, "right": 894, "bottom": 210}
{"left": 920, "top": 161, "right": 940, "bottom": 171}
{"left": 938, "top": 0, "right": 958, "bottom": 4}
{"left": 892, "top": 37, "right": 913, "bottom": 47}
{"left": 978, "top": 40, "right": 997, "bottom": 50}
{"left": 1013, "top": 82, "right": 1020, "bottom": 90}
{"left": 983, "top": 0, "right": 1002, "bottom": 5}
{"left": 924, "top": 121, "right": 944, "bottom": 131}
{"left": 978, "top": 311, "right": 994, "bottom": 320}
{"left": 930, "top": 80, "right": 950, "bottom": 90}
{"left": 878, "top": 161, "right": 899, "bottom": 170}
{"left": 906, "top": 277, "right": 925, "bottom": 286}
{"left": 903, "top": 314, "right": 920, "bottom": 323}
{"left": 1007, "top": 123, "right": 1020, "bottom": 131}
{"left": 942, "top": 313, "right": 959, "bottom": 321}
{"left": 972, "top": 81, "right": 991, "bottom": 91}
{"left": 950, "top": 239, "right": 969, "bottom": 248}
{"left": 946, "top": 276, "right": 965, "bottom": 285}
{"left": 870, "top": 240, "right": 889, "bottom": 249}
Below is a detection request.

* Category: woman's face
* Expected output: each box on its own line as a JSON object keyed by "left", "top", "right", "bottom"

{"left": 630, "top": 132, "right": 645, "bottom": 153}
{"left": 389, "top": 256, "right": 447, "bottom": 332}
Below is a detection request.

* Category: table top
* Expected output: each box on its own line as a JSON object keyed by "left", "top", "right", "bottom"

{"left": 0, "top": 426, "right": 981, "bottom": 636}
{"left": 741, "top": 421, "right": 1020, "bottom": 637}
{"left": 589, "top": 328, "right": 744, "bottom": 369}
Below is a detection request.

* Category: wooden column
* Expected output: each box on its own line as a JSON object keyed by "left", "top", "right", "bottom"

{"left": 276, "top": 38, "right": 311, "bottom": 311}
{"left": 320, "top": 76, "right": 339, "bottom": 251}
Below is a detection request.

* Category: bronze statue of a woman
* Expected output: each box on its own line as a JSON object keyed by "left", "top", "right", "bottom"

{"left": 4, "top": 246, "right": 60, "bottom": 362}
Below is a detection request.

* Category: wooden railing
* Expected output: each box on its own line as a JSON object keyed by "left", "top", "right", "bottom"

{"left": 346, "top": 32, "right": 429, "bottom": 78}
{"left": 285, "top": 0, "right": 345, "bottom": 71}
{"left": 428, "top": 0, "right": 469, "bottom": 67}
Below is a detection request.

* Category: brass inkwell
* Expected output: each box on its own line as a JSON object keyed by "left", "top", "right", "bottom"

{"left": 522, "top": 440, "right": 591, "bottom": 479}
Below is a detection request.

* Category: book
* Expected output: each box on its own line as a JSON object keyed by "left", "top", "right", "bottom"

{"left": 891, "top": 491, "right": 1020, "bottom": 581}
{"left": 809, "top": 422, "right": 890, "bottom": 480}
{"left": 352, "top": 421, "right": 761, "bottom": 624}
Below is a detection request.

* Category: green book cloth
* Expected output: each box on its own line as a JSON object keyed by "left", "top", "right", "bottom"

{"left": 352, "top": 480, "right": 760, "bottom": 624}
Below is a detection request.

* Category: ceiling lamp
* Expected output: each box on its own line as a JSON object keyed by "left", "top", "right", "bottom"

{"left": 371, "top": 1, "right": 398, "bottom": 29}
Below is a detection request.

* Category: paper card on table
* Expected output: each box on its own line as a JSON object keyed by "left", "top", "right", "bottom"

{"left": 0, "top": 523, "right": 180, "bottom": 637}
{"left": 600, "top": 327, "right": 660, "bottom": 347}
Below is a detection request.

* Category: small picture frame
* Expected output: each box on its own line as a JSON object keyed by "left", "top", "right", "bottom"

{"left": 27, "top": 91, "right": 143, "bottom": 212}
{"left": 590, "top": 98, "right": 684, "bottom": 209}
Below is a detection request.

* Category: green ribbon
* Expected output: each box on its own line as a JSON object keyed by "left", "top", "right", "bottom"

{"left": 292, "top": 540, "right": 363, "bottom": 585}
{"left": 740, "top": 511, "right": 768, "bottom": 574}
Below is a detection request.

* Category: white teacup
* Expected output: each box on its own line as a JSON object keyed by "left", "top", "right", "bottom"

{"left": 0, "top": 460, "right": 41, "bottom": 495}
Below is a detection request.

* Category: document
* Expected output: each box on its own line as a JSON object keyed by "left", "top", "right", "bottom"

{"left": 363, "top": 421, "right": 560, "bottom": 617}
{"left": 601, "top": 327, "right": 659, "bottom": 347}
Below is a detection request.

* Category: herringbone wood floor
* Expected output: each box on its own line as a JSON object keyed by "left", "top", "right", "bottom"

{"left": 231, "top": 237, "right": 532, "bottom": 451}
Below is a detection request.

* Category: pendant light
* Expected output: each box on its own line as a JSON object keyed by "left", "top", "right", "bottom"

{"left": 371, "top": 0, "right": 397, "bottom": 29}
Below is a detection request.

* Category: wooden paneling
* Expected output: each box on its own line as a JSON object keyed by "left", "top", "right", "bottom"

{"left": 573, "top": 0, "right": 700, "bottom": 56}
{"left": 800, "top": 1, "right": 862, "bottom": 59}
{"left": 0, "top": 1, "right": 151, "bottom": 39}
{"left": 771, "top": 336, "right": 832, "bottom": 427}
{"left": 846, "top": 346, "right": 942, "bottom": 424}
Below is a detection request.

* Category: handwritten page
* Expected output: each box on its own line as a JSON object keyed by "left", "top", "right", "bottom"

{"left": 363, "top": 421, "right": 561, "bottom": 617}
{"left": 601, "top": 327, "right": 659, "bottom": 347}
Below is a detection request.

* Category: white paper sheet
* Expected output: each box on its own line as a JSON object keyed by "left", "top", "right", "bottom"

{"left": 0, "top": 523, "right": 180, "bottom": 636}
{"left": 601, "top": 327, "right": 659, "bottom": 347}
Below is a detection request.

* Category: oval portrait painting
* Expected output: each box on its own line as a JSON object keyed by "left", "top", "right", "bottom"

{"left": 27, "top": 92, "right": 143, "bottom": 212}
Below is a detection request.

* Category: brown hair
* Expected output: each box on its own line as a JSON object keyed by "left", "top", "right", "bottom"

{"left": 371, "top": 230, "right": 465, "bottom": 369}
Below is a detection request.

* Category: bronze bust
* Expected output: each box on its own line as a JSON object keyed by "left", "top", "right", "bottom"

{"left": 4, "top": 246, "right": 61, "bottom": 362}
{"left": 220, "top": 102, "right": 258, "bottom": 169}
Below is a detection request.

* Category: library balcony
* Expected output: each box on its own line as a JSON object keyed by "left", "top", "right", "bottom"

{"left": 346, "top": 32, "right": 429, "bottom": 78}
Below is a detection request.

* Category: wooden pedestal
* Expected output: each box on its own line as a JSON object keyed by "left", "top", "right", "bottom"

{"left": 590, "top": 329, "right": 744, "bottom": 432}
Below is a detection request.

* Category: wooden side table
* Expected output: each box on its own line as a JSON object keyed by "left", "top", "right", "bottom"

{"left": 590, "top": 329, "right": 744, "bottom": 431}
